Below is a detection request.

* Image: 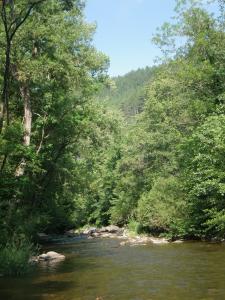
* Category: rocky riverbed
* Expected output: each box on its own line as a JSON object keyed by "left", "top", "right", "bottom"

{"left": 38, "top": 225, "right": 183, "bottom": 247}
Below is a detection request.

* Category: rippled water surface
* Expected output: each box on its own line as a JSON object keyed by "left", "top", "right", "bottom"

{"left": 1, "top": 238, "right": 225, "bottom": 300}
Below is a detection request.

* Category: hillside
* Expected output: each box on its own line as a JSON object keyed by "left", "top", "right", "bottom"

{"left": 97, "top": 66, "right": 157, "bottom": 118}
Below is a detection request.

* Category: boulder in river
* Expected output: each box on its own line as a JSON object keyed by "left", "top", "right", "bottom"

{"left": 39, "top": 251, "right": 65, "bottom": 261}
{"left": 104, "top": 225, "right": 120, "bottom": 233}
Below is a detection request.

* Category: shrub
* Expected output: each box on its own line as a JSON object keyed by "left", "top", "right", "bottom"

{"left": 0, "top": 238, "right": 35, "bottom": 276}
{"left": 127, "top": 219, "right": 143, "bottom": 235}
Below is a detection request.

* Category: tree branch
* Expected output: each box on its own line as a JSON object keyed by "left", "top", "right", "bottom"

{"left": 10, "top": 0, "right": 46, "bottom": 41}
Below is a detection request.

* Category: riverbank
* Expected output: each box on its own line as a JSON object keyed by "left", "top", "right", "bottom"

{"left": 38, "top": 225, "right": 225, "bottom": 247}
{"left": 38, "top": 225, "right": 183, "bottom": 246}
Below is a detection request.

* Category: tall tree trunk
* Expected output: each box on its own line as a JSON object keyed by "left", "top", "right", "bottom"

{"left": 15, "top": 82, "right": 32, "bottom": 177}
{"left": 0, "top": 17, "right": 11, "bottom": 132}
{"left": 21, "top": 84, "right": 32, "bottom": 147}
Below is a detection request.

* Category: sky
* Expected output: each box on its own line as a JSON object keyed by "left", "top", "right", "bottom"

{"left": 85, "top": 0, "right": 218, "bottom": 77}
{"left": 85, "top": 0, "right": 178, "bottom": 76}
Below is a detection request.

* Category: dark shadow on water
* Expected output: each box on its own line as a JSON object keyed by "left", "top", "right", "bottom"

{"left": 37, "top": 256, "right": 102, "bottom": 276}
{"left": 0, "top": 279, "right": 76, "bottom": 300}
{"left": 33, "top": 279, "right": 76, "bottom": 292}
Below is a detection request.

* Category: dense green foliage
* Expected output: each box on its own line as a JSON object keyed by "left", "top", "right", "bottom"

{"left": 1, "top": 0, "right": 225, "bottom": 275}
{"left": 97, "top": 66, "right": 157, "bottom": 118}
{"left": 0, "top": 0, "right": 122, "bottom": 274}
{"left": 105, "top": 0, "right": 225, "bottom": 239}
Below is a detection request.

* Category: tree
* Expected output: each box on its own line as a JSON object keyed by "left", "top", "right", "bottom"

{"left": 0, "top": 0, "right": 109, "bottom": 239}
{"left": 179, "top": 115, "right": 225, "bottom": 237}
{"left": 0, "top": 0, "right": 45, "bottom": 131}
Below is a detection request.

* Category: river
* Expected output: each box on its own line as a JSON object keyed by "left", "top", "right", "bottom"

{"left": 0, "top": 237, "right": 225, "bottom": 300}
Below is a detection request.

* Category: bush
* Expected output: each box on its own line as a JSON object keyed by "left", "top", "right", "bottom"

{"left": 0, "top": 238, "right": 35, "bottom": 276}
{"left": 127, "top": 219, "right": 143, "bottom": 234}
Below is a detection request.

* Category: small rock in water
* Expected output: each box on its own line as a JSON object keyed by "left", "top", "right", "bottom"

{"left": 37, "top": 232, "right": 48, "bottom": 238}
{"left": 37, "top": 232, "right": 49, "bottom": 241}
{"left": 29, "top": 256, "right": 39, "bottom": 264}
{"left": 120, "top": 236, "right": 169, "bottom": 246}
{"left": 83, "top": 227, "right": 97, "bottom": 235}
{"left": 172, "top": 240, "right": 184, "bottom": 244}
{"left": 149, "top": 237, "right": 169, "bottom": 244}
{"left": 64, "top": 229, "right": 75, "bottom": 237}
{"left": 120, "top": 241, "right": 126, "bottom": 246}
{"left": 92, "top": 232, "right": 101, "bottom": 237}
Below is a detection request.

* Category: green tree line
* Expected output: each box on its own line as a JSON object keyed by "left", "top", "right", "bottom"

{"left": 106, "top": 0, "right": 225, "bottom": 239}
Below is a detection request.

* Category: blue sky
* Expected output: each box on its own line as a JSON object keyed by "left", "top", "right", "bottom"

{"left": 85, "top": 0, "right": 218, "bottom": 77}
{"left": 85, "top": 0, "right": 178, "bottom": 76}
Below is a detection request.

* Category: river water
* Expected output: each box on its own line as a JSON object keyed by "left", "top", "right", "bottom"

{"left": 1, "top": 238, "right": 225, "bottom": 300}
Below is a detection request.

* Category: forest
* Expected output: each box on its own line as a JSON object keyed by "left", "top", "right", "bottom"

{"left": 1, "top": 0, "right": 225, "bottom": 276}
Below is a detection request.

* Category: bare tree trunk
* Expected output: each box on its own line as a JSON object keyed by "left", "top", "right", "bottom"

{"left": 21, "top": 84, "right": 32, "bottom": 147}
{"left": 15, "top": 82, "right": 32, "bottom": 176}
{"left": 0, "top": 101, "right": 4, "bottom": 133}
{"left": 0, "top": 2, "right": 11, "bottom": 132}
